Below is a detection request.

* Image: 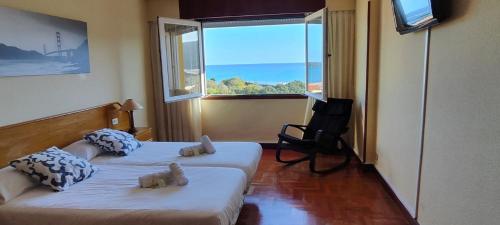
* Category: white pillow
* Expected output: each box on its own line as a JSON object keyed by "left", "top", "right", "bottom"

{"left": 0, "top": 167, "right": 38, "bottom": 204}
{"left": 63, "top": 140, "right": 103, "bottom": 161}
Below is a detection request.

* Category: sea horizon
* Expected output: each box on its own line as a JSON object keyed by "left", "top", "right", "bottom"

{"left": 206, "top": 62, "right": 320, "bottom": 85}
{"left": 206, "top": 62, "right": 305, "bottom": 67}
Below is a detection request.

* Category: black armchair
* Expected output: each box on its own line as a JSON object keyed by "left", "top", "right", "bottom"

{"left": 276, "top": 98, "right": 353, "bottom": 173}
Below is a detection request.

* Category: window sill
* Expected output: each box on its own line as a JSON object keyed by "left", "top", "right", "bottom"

{"left": 202, "top": 94, "right": 308, "bottom": 100}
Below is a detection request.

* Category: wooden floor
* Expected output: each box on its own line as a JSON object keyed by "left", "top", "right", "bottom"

{"left": 236, "top": 149, "right": 413, "bottom": 225}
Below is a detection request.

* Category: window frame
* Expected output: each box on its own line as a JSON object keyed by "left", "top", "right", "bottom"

{"left": 201, "top": 18, "right": 308, "bottom": 99}
{"left": 304, "top": 8, "right": 328, "bottom": 102}
{"left": 158, "top": 17, "right": 206, "bottom": 103}
{"left": 158, "top": 9, "right": 328, "bottom": 101}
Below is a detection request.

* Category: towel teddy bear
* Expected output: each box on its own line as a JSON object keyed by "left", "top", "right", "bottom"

{"left": 178, "top": 135, "right": 216, "bottom": 156}
{"left": 138, "top": 163, "right": 188, "bottom": 188}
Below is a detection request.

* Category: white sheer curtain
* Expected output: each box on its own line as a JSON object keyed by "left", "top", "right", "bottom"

{"left": 149, "top": 22, "right": 202, "bottom": 142}
{"left": 304, "top": 10, "right": 356, "bottom": 145}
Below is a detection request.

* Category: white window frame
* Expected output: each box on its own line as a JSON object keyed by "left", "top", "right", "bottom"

{"left": 305, "top": 8, "right": 328, "bottom": 102}
{"left": 158, "top": 17, "right": 206, "bottom": 103}
{"left": 157, "top": 8, "right": 329, "bottom": 102}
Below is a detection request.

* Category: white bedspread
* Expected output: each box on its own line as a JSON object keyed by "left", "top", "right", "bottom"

{"left": 0, "top": 165, "right": 246, "bottom": 225}
{"left": 90, "top": 142, "right": 262, "bottom": 184}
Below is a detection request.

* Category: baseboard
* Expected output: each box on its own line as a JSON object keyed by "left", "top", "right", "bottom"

{"left": 362, "top": 164, "right": 420, "bottom": 225}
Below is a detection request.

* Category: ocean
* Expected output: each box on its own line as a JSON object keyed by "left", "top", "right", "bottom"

{"left": 206, "top": 63, "right": 312, "bottom": 85}
{"left": 0, "top": 60, "right": 83, "bottom": 77}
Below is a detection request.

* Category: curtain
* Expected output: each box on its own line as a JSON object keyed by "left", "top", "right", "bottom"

{"left": 304, "top": 10, "right": 356, "bottom": 146}
{"left": 149, "top": 22, "right": 203, "bottom": 142}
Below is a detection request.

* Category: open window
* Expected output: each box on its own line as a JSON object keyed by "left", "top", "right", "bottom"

{"left": 305, "top": 8, "right": 328, "bottom": 102}
{"left": 158, "top": 17, "right": 204, "bottom": 103}
{"left": 158, "top": 8, "right": 328, "bottom": 103}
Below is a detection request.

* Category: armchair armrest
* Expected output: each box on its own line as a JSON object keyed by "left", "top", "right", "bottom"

{"left": 280, "top": 124, "right": 307, "bottom": 135}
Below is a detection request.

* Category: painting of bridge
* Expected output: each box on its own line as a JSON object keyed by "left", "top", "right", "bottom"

{"left": 0, "top": 6, "right": 90, "bottom": 77}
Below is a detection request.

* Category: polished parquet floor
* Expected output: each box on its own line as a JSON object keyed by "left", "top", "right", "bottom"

{"left": 236, "top": 149, "right": 413, "bottom": 225}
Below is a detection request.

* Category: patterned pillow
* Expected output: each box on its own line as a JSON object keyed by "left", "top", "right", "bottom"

{"left": 9, "top": 147, "right": 97, "bottom": 191}
{"left": 84, "top": 128, "right": 142, "bottom": 156}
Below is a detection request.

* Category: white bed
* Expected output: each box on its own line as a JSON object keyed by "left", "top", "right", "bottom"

{"left": 0, "top": 165, "right": 246, "bottom": 225}
{"left": 90, "top": 142, "right": 262, "bottom": 185}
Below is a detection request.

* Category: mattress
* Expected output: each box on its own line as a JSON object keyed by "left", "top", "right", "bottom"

{"left": 0, "top": 165, "right": 246, "bottom": 225}
{"left": 90, "top": 142, "right": 262, "bottom": 184}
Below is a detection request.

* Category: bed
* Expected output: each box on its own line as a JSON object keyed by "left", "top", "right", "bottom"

{"left": 90, "top": 141, "right": 262, "bottom": 185}
{"left": 0, "top": 165, "right": 246, "bottom": 225}
{"left": 0, "top": 103, "right": 262, "bottom": 188}
{"left": 0, "top": 103, "right": 258, "bottom": 225}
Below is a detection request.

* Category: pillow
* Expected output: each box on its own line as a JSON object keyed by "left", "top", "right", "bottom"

{"left": 9, "top": 147, "right": 97, "bottom": 191}
{"left": 63, "top": 140, "right": 103, "bottom": 161}
{"left": 0, "top": 167, "right": 38, "bottom": 204}
{"left": 84, "top": 128, "right": 142, "bottom": 156}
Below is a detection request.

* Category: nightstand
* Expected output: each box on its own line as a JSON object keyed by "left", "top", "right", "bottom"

{"left": 133, "top": 127, "right": 153, "bottom": 141}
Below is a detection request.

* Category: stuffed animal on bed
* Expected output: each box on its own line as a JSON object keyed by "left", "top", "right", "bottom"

{"left": 138, "top": 163, "right": 188, "bottom": 188}
{"left": 178, "top": 135, "right": 217, "bottom": 156}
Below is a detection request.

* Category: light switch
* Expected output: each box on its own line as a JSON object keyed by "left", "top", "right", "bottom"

{"left": 112, "top": 118, "right": 119, "bottom": 125}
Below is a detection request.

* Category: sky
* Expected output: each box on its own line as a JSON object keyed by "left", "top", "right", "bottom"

{"left": 203, "top": 24, "right": 308, "bottom": 66}
{"left": 0, "top": 6, "right": 87, "bottom": 54}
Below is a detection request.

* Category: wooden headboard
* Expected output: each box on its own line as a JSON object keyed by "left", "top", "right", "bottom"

{"left": 0, "top": 103, "right": 130, "bottom": 167}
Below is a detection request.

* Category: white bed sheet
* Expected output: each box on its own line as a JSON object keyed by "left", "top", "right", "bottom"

{"left": 0, "top": 165, "right": 246, "bottom": 225}
{"left": 90, "top": 142, "right": 262, "bottom": 184}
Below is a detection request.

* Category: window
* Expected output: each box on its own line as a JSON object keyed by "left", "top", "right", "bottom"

{"left": 158, "top": 17, "right": 204, "bottom": 103}
{"left": 158, "top": 8, "right": 328, "bottom": 102}
{"left": 203, "top": 19, "right": 306, "bottom": 95}
{"left": 305, "top": 8, "right": 327, "bottom": 101}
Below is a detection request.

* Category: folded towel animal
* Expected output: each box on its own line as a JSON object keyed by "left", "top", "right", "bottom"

{"left": 200, "top": 135, "right": 216, "bottom": 154}
{"left": 170, "top": 163, "right": 189, "bottom": 186}
{"left": 179, "top": 144, "right": 204, "bottom": 156}
{"left": 138, "top": 163, "right": 188, "bottom": 188}
{"left": 138, "top": 171, "right": 172, "bottom": 188}
{"left": 178, "top": 135, "right": 217, "bottom": 157}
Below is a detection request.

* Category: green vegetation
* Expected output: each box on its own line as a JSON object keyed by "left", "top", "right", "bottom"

{"left": 206, "top": 77, "right": 305, "bottom": 95}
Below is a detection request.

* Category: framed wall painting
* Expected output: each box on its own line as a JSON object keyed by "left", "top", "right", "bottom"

{"left": 0, "top": 6, "right": 90, "bottom": 77}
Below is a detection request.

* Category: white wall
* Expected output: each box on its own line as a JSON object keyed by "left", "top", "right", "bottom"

{"left": 418, "top": 0, "right": 500, "bottom": 224}
{"left": 354, "top": 0, "right": 379, "bottom": 162}
{"left": 0, "top": 0, "right": 150, "bottom": 128}
{"left": 360, "top": 0, "right": 500, "bottom": 223}
{"left": 202, "top": 99, "right": 307, "bottom": 143}
{"left": 353, "top": 0, "right": 368, "bottom": 160}
{"left": 145, "top": 0, "right": 179, "bottom": 20}
{"left": 373, "top": 0, "right": 425, "bottom": 216}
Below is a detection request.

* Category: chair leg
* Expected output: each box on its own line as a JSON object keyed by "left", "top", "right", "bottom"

{"left": 309, "top": 138, "right": 352, "bottom": 174}
{"left": 275, "top": 139, "right": 310, "bottom": 164}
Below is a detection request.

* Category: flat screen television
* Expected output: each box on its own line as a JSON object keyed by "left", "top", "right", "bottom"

{"left": 392, "top": 0, "right": 440, "bottom": 34}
